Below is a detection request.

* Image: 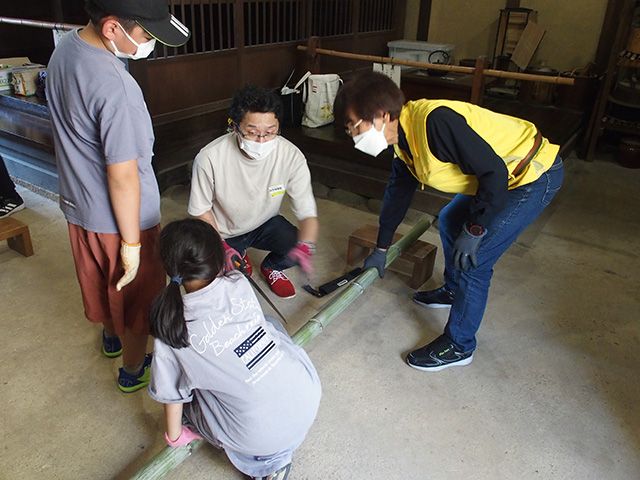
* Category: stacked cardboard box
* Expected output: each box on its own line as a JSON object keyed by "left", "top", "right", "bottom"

{"left": 0, "top": 57, "right": 46, "bottom": 95}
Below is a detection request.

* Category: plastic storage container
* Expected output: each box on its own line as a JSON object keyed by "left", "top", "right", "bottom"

{"left": 387, "top": 40, "right": 454, "bottom": 69}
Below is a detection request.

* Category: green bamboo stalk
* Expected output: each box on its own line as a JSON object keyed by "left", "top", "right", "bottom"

{"left": 130, "top": 439, "right": 204, "bottom": 480}
{"left": 292, "top": 217, "right": 431, "bottom": 347}
{"left": 129, "top": 217, "right": 431, "bottom": 479}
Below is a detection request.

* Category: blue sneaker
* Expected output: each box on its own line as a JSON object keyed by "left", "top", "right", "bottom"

{"left": 118, "top": 353, "right": 152, "bottom": 393}
{"left": 102, "top": 330, "right": 122, "bottom": 358}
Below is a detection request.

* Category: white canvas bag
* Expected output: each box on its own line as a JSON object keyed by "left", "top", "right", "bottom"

{"left": 301, "top": 73, "right": 342, "bottom": 128}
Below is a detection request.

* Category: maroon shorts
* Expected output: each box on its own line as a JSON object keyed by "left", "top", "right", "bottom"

{"left": 67, "top": 223, "right": 166, "bottom": 335}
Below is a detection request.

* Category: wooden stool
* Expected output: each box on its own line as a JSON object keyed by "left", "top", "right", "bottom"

{"left": 0, "top": 217, "right": 34, "bottom": 257}
{"left": 347, "top": 224, "right": 437, "bottom": 289}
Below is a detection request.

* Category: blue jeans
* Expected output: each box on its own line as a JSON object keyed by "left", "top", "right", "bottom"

{"left": 225, "top": 215, "right": 298, "bottom": 271}
{"left": 438, "top": 155, "right": 564, "bottom": 353}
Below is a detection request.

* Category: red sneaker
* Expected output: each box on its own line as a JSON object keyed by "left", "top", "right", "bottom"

{"left": 243, "top": 253, "right": 253, "bottom": 276}
{"left": 260, "top": 265, "right": 295, "bottom": 298}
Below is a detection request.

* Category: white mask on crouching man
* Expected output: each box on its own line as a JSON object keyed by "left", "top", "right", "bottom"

{"left": 238, "top": 136, "right": 278, "bottom": 160}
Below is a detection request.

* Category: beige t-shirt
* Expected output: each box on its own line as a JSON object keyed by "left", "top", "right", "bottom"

{"left": 188, "top": 133, "right": 317, "bottom": 238}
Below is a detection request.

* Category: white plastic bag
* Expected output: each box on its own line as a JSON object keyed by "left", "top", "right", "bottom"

{"left": 301, "top": 73, "right": 341, "bottom": 128}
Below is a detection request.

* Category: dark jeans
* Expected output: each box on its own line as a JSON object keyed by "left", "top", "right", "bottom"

{"left": 439, "top": 155, "right": 565, "bottom": 353}
{"left": 0, "top": 156, "right": 18, "bottom": 198}
{"left": 225, "top": 215, "right": 298, "bottom": 271}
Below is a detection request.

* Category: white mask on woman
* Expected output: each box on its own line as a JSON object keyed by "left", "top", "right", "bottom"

{"left": 110, "top": 22, "right": 156, "bottom": 60}
{"left": 352, "top": 122, "right": 388, "bottom": 157}
{"left": 239, "top": 136, "right": 278, "bottom": 160}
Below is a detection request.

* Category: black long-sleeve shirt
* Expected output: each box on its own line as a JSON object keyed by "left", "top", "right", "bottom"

{"left": 377, "top": 106, "right": 508, "bottom": 248}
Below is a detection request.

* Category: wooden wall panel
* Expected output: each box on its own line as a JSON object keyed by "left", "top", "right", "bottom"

{"left": 131, "top": 53, "right": 239, "bottom": 118}
{"left": 242, "top": 44, "right": 301, "bottom": 87}
{"left": 127, "top": 0, "right": 407, "bottom": 120}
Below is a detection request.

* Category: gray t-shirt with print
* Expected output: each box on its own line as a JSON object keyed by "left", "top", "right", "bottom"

{"left": 46, "top": 29, "right": 160, "bottom": 233}
{"left": 148, "top": 272, "right": 321, "bottom": 477}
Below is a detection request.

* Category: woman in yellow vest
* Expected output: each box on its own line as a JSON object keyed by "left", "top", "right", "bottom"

{"left": 334, "top": 71, "right": 564, "bottom": 371}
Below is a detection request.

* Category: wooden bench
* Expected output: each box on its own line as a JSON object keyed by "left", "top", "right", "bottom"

{"left": 347, "top": 224, "right": 437, "bottom": 289}
{"left": 0, "top": 217, "right": 34, "bottom": 257}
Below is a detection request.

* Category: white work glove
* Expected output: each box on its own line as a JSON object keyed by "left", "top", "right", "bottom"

{"left": 116, "top": 240, "right": 141, "bottom": 291}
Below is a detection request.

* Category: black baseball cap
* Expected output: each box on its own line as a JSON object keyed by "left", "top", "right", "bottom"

{"left": 91, "top": 0, "right": 191, "bottom": 47}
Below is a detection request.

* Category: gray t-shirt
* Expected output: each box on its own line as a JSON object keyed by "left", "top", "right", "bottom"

{"left": 46, "top": 29, "right": 160, "bottom": 233}
{"left": 148, "top": 272, "right": 321, "bottom": 475}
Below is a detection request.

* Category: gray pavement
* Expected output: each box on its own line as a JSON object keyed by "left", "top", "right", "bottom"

{"left": 2, "top": 152, "right": 639, "bottom": 480}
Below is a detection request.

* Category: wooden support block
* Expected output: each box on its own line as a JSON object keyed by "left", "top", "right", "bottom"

{"left": 347, "top": 224, "right": 437, "bottom": 289}
{"left": 0, "top": 217, "right": 34, "bottom": 257}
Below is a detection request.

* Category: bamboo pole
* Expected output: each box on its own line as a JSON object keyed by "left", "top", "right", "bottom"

{"left": 129, "top": 218, "right": 432, "bottom": 479}
{"left": 292, "top": 217, "right": 432, "bottom": 347}
{"left": 129, "top": 440, "right": 205, "bottom": 480}
{"left": 297, "top": 45, "right": 575, "bottom": 86}
{"left": 0, "top": 16, "right": 80, "bottom": 31}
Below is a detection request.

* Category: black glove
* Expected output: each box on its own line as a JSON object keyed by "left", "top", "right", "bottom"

{"left": 363, "top": 247, "right": 387, "bottom": 278}
{"left": 452, "top": 223, "right": 487, "bottom": 271}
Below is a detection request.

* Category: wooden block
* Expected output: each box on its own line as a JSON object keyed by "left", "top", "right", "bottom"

{"left": 347, "top": 224, "right": 437, "bottom": 288}
{"left": 0, "top": 217, "right": 34, "bottom": 257}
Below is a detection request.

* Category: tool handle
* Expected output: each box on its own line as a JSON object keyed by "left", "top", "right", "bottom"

{"left": 231, "top": 254, "right": 248, "bottom": 274}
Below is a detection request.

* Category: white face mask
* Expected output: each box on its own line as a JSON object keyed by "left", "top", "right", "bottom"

{"left": 239, "top": 136, "right": 278, "bottom": 160}
{"left": 110, "top": 22, "right": 156, "bottom": 60}
{"left": 353, "top": 122, "right": 388, "bottom": 157}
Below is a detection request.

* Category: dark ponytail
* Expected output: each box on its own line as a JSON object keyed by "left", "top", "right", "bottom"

{"left": 149, "top": 219, "right": 225, "bottom": 349}
{"left": 149, "top": 280, "right": 187, "bottom": 348}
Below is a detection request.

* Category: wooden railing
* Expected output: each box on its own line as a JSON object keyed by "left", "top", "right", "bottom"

{"left": 0, "top": 17, "right": 80, "bottom": 31}
{"left": 159, "top": 0, "right": 398, "bottom": 58}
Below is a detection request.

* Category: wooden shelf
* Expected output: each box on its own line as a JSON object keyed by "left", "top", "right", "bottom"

{"left": 617, "top": 58, "right": 640, "bottom": 67}
{"left": 601, "top": 115, "right": 640, "bottom": 135}
{"left": 607, "top": 93, "right": 640, "bottom": 108}
{"left": 584, "top": 0, "right": 640, "bottom": 160}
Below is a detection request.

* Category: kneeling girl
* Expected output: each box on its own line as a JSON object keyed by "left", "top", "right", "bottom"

{"left": 148, "top": 218, "right": 321, "bottom": 480}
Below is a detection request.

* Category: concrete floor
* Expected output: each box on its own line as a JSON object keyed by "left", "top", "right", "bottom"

{"left": 2, "top": 152, "right": 639, "bottom": 480}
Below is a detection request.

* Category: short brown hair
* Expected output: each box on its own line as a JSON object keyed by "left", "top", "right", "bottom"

{"left": 334, "top": 70, "right": 405, "bottom": 126}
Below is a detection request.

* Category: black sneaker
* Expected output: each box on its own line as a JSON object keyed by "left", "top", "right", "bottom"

{"left": 413, "top": 285, "right": 454, "bottom": 309}
{"left": 252, "top": 463, "right": 291, "bottom": 480}
{"left": 406, "top": 335, "right": 473, "bottom": 371}
{"left": 0, "top": 196, "right": 25, "bottom": 218}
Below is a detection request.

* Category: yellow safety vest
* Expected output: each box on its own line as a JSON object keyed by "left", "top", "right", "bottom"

{"left": 394, "top": 100, "right": 560, "bottom": 194}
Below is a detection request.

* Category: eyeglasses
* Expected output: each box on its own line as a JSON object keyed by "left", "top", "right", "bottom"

{"left": 235, "top": 123, "right": 280, "bottom": 141}
{"left": 345, "top": 118, "right": 364, "bottom": 137}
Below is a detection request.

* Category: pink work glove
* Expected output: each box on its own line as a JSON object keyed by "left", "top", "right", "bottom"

{"left": 164, "top": 425, "right": 203, "bottom": 447}
{"left": 223, "top": 241, "right": 241, "bottom": 273}
{"left": 287, "top": 241, "right": 315, "bottom": 276}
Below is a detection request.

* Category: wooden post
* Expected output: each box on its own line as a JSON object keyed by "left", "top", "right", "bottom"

{"left": 470, "top": 56, "right": 489, "bottom": 106}
{"left": 306, "top": 36, "right": 321, "bottom": 74}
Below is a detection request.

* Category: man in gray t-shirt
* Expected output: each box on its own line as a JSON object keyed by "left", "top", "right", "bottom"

{"left": 46, "top": 0, "right": 190, "bottom": 392}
